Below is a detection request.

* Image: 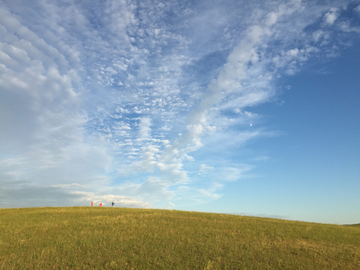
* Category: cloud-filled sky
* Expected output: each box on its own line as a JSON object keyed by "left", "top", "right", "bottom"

{"left": 1, "top": 0, "right": 359, "bottom": 224}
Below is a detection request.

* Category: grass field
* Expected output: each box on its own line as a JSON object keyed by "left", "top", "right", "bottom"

{"left": 0, "top": 207, "right": 359, "bottom": 269}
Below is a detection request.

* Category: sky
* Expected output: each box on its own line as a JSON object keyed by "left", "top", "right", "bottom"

{"left": 0, "top": 0, "right": 359, "bottom": 225}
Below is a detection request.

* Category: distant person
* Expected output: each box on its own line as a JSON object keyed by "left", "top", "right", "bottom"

{"left": 91, "top": 201, "right": 93, "bottom": 207}
{"left": 99, "top": 203, "right": 102, "bottom": 207}
{"left": 112, "top": 201, "right": 115, "bottom": 207}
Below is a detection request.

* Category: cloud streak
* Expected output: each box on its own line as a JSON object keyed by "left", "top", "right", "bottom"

{"left": 1, "top": 0, "right": 359, "bottom": 209}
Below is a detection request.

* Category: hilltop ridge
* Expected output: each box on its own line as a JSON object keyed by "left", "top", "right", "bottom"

{"left": 1, "top": 207, "right": 359, "bottom": 269}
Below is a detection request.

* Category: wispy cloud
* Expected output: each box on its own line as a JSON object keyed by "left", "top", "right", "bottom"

{"left": 1, "top": 0, "right": 359, "bottom": 209}
{"left": 355, "top": 4, "right": 360, "bottom": 13}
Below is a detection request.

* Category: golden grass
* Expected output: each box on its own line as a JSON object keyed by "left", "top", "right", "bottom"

{"left": 0, "top": 207, "right": 359, "bottom": 269}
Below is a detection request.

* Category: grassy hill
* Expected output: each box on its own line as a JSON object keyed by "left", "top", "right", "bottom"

{"left": 0, "top": 207, "right": 359, "bottom": 269}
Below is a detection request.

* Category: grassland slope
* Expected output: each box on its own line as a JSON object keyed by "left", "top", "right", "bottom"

{"left": 0, "top": 207, "right": 359, "bottom": 269}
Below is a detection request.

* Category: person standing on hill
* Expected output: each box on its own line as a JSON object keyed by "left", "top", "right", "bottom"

{"left": 99, "top": 203, "right": 102, "bottom": 207}
{"left": 112, "top": 201, "right": 115, "bottom": 207}
{"left": 91, "top": 201, "right": 93, "bottom": 207}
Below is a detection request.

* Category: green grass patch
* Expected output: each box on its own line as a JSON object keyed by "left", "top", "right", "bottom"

{"left": 1, "top": 207, "right": 359, "bottom": 269}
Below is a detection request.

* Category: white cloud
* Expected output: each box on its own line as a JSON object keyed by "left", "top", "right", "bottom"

{"left": 173, "top": 182, "right": 223, "bottom": 205}
{"left": 199, "top": 164, "right": 214, "bottom": 172}
{"left": 324, "top": 8, "right": 339, "bottom": 25}
{"left": 0, "top": 4, "right": 118, "bottom": 207}
{"left": 139, "top": 117, "right": 152, "bottom": 138}
{"left": 113, "top": 177, "right": 175, "bottom": 206}
{"left": 220, "top": 91, "right": 272, "bottom": 111}
{"left": 252, "top": 156, "right": 269, "bottom": 162}
{"left": 198, "top": 183, "right": 223, "bottom": 200}
{"left": 51, "top": 183, "right": 89, "bottom": 189}
{"left": 219, "top": 166, "right": 253, "bottom": 181}
{"left": 338, "top": 21, "right": 360, "bottom": 33}
{"left": 313, "top": 30, "right": 326, "bottom": 42}
{"left": 147, "top": 3, "right": 303, "bottom": 197}
{"left": 131, "top": 144, "right": 159, "bottom": 172}
{"left": 70, "top": 191, "right": 149, "bottom": 208}
{"left": 0, "top": 0, "right": 357, "bottom": 210}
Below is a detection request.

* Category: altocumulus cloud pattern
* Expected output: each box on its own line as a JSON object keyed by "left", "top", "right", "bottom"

{"left": 1, "top": 0, "right": 360, "bottom": 221}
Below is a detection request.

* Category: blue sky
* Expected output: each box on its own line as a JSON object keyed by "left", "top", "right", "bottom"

{"left": 0, "top": 0, "right": 359, "bottom": 224}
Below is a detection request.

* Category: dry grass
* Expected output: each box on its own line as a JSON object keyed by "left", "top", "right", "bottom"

{"left": 0, "top": 207, "right": 359, "bottom": 269}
